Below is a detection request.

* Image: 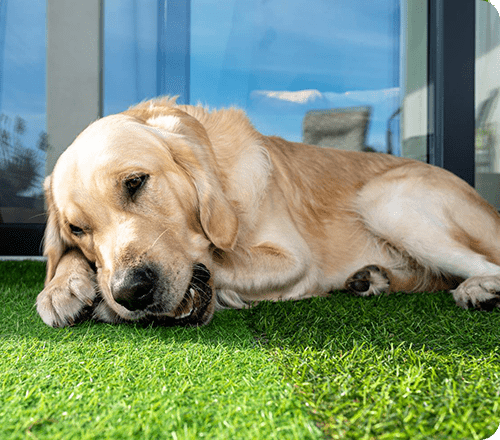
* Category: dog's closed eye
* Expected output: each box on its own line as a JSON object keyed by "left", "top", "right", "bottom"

{"left": 69, "top": 224, "right": 85, "bottom": 237}
{"left": 124, "top": 174, "right": 149, "bottom": 198}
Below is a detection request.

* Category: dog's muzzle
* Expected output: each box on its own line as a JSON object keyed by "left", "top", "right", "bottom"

{"left": 110, "top": 263, "right": 213, "bottom": 326}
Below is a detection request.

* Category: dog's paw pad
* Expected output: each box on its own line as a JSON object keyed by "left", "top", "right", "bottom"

{"left": 346, "top": 265, "right": 390, "bottom": 296}
{"left": 452, "top": 276, "right": 500, "bottom": 311}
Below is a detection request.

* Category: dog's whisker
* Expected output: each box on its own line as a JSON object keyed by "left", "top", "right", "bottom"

{"left": 191, "top": 275, "right": 210, "bottom": 288}
{"left": 147, "top": 228, "right": 171, "bottom": 252}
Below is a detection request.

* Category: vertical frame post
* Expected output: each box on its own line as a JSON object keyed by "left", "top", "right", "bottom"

{"left": 428, "top": 0, "right": 475, "bottom": 186}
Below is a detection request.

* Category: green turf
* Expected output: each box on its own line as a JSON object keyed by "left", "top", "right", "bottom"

{"left": 1, "top": 261, "right": 499, "bottom": 439}
{"left": 244, "top": 293, "right": 500, "bottom": 439}
{"left": 0, "top": 261, "right": 320, "bottom": 440}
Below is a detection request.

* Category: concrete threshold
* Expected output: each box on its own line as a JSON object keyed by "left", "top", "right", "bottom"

{"left": 0, "top": 256, "right": 47, "bottom": 261}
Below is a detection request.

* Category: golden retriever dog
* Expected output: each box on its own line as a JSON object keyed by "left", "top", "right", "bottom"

{"left": 37, "top": 97, "right": 500, "bottom": 327}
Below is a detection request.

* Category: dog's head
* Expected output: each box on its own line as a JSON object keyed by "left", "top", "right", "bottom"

{"left": 42, "top": 101, "right": 240, "bottom": 326}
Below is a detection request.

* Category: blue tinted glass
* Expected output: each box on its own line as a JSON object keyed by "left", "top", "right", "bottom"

{"left": 105, "top": 0, "right": 401, "bottom": 154}
{"left": 104, "top": 0, "right": 158, "bottom": 115}
{"left": 191, "top": 0, "right": 401, "bottom": 153}
{"left": 0, "top": 0, "right": 46, "bottom": 223}
{"left": 475, "top": 0, "right": 500, "bottom": 207}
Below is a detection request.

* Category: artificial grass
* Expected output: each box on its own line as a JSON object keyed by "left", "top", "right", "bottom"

{"left": 1, "top": 261, "right": 500, "bottom": 439}
{"left": 244, "top": 293, "right": 500, "bottom": 439}
{"left": 0, "top": 261, "right": 320, "bottom": 440}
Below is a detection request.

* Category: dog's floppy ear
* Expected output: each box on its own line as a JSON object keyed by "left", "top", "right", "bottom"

{"left": 145, "top": 109, "right": 239, "bottom": 251}
{"left": 192, "top": 167, "right": 239, "bottom": 251}
{"left": 43, "top": 175, "right": 70, "bottom": 284}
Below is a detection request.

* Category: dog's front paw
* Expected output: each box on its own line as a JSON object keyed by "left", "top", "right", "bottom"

{"left": 452, "top": 276, "right": 500, "bottom": 311}
{"left": 36, "top": 272, "right": 97, "bottom": 327}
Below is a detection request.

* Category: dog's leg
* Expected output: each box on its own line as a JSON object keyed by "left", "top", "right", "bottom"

{"left": 213, "top": 240, "right": 321, "bottom": 302}
{"left": 36, "top": 249, "right": 98, "bottom": 327}
{"left": 212, "top": 208, "right": 327, "bottom": 305}
{"left": 354, "top": 162, "right": 500, "bottom": 310}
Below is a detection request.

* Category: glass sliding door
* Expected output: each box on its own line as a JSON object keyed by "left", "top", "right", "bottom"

{"left": 0, "top": 0, "right": 46, "bottom": 256}
{"left": 1, "top": 0, "right": 493, "bottom": 256}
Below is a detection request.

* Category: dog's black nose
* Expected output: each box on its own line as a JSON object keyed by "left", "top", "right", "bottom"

{"left": 111, "top": 267, "right": 158, "bottom": 311}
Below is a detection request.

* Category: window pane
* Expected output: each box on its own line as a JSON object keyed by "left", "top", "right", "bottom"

{"left": 0, "top": 0, "right": 46, "bottom": 225}
{"left": 475, "top": 0, "right": 500, "bottom": 208}
{"left": 191, "top": 0, "right": 403, "bottom": 154}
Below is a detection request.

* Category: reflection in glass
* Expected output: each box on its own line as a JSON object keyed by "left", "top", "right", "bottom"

{"left": 475, "top": 0, "right": 500, "bottom": 209}
{"left": 191, "top": 0, "right": 402, "bottom": 154}
{"left": 105, "top": 0, "right": 403, "bottom": 156}
{"left": 0, "top": 0, "right": 46, "bottom": 224}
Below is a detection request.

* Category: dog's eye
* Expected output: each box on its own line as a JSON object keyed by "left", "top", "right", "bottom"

{"left": 69, "top": 224, "right": 84, "bottom": 237}
{"left": 124, "top": 174, "right": 148, "bottom": 197}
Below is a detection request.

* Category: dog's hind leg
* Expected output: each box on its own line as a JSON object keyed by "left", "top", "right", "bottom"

{"left": 354, "top": 161, "right": 500, "bottom": 310}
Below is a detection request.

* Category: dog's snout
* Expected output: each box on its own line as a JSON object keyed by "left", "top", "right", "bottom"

{"left": 111, "top": 267, "right": 158, "bottom": 311}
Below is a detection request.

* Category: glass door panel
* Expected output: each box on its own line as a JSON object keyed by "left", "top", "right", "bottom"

{"left": 475, "top": 0, "right": 500, "bottom": 208}
{"left": 0, "top": 0, "right": 46, "bottom": 225}
{"left": 190, "top": 0, "right": 403, "bottom": 154}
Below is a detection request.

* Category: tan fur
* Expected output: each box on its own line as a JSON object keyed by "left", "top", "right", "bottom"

{"left": 36, "top": 97, "right": 500, "bottom": 327}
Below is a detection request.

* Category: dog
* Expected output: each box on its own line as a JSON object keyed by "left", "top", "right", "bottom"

{"left": 36, "top": 97, "right": 500, "bottom": 328}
